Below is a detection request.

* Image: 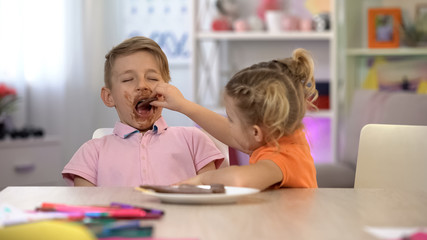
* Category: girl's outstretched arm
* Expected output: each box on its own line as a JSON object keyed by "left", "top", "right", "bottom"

{"left": 151, "top": 83, "right": 244, "bottom": 151}
{"left": 177, "top": 160, "right": 283, "bottom": 190}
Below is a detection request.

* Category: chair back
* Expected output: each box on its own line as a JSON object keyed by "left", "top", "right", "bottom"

{"left": 199, "top": 129, "right": 229, "bottom": 168}
{"left": 92, "top": 128, "right": 113, "bottom": 139}
{"left": 354, "top": 124, "right": 427, "bottom": 191}
{"left": 92, "top": 128, "right": 229, "bottom": 168}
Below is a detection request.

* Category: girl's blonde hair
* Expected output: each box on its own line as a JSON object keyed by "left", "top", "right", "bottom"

{"left": 225, "top": 48, "right": 318, "bottom": 147}
{"left": 104, "top": 36, "right": 171, "bottom": 89}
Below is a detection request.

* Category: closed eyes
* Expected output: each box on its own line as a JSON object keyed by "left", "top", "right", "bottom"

{"left": 121, "top": 76, "right": 159, "bottom": 82}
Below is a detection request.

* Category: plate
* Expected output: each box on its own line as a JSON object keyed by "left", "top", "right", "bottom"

{"left": 136, "top": 185, "right": 260, "bottom": 204}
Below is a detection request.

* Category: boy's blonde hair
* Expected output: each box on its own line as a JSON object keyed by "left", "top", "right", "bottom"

{"left": 225, "top": 48, "right": 318, "bottom": 147}
{"left": 104, "top": 36, "right": 171, "bottom": 89}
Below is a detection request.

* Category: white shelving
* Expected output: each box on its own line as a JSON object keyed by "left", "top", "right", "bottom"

{"left": 191, "top": 0, "right": 338, "bottom": 163}
{"left": 197, "top": 31, "right": 334, "bottom": 40}
{"left": 306, "top": 110, "right": 335, "bottom": 118}
{"left": 347, "top": 47, "right": 427, "bottom": 56}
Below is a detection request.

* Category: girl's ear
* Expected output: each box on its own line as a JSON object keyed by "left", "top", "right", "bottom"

{"left": 252, "top": 125, "right": 264, "bottom": 143}
{"left": 101, "top": 87, "right": 115, "bottom": 107}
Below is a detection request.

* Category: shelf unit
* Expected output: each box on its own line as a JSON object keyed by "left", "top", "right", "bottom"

{"left": 339, "top": 0, "right": 427, "bottom": 113}
{"left": 338, "top": 0, "right": 427, "bottom": 162}
{"left": 197, "top": 31, "right": 334, "bottom": 40}
{"left": 347, "top": 47, "right": 427, "bottom": 56}
{"left": 191, "top": 0, "right": 338, "bottom": 164}
{"left": 344, "top": 47, "right": 427, "bottom": 106}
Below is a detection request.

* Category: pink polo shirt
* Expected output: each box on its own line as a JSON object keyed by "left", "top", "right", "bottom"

{"left": 62, "top": 117, "right": 224, "bottom": 186}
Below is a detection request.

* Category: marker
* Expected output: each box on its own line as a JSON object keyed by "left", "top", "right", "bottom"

{"left": 41, "top": 203, "right": 113, "bottom": 212}
{"left": 39, "top": 203, "right": 146, "bottom": 218}
{"left": 87, "top": 220, "right": 153, "bottom": 238}
{"left": 110, "top": 202, "right": 164, "bottom": 215}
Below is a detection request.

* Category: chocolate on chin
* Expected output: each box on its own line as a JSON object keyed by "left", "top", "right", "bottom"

{"left": 139, "top": 184, "right": 226, "bottom": 194}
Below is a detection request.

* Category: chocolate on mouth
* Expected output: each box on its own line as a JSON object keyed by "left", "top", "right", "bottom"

{"left": 135, "top": 97, "right": 157, "bottom": 113}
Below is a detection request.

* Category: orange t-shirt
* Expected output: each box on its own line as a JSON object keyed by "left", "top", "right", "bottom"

{"left": 250, "top": 129, "right": 317, "bottom": 188}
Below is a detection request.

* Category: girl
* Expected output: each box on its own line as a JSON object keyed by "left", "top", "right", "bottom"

{"left": 151, "top": 48, "right": 318, "bottom": 190}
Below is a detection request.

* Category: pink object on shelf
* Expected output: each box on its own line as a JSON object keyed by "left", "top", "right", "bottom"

{"left": 211, "top": 17, "right": 232, "bottom": 31}
{"left": 299, "top": 18, "right": 313, "bottom": 31}
{"left": 281, "top": 15, "right": 300, "bottom": 31}
{"left": 233, "top": 19, "right": 249, "bottom": 32}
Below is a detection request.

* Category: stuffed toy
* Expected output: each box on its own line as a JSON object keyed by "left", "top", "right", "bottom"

{"left": 212, "top": 0, "right": 238, "bottom": 31}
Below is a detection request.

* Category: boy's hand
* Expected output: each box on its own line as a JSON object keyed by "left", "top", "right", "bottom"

{"left": 150, "top": 82, "right": 189, "bottom": 113}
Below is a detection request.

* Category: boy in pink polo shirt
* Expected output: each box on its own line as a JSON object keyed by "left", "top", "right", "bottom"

{"left": 62, "top": 36, "right": 224, "bottom": 186}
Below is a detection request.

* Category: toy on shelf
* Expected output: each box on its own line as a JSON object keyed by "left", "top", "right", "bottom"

{"left": 233, "top": 19, "right": 249, "bottom": 32}
{"left": 313, "top": 13, "right": 330, "bottom": 32}
{"left": 216, "top": 0, "right": 238, "bottom": 19}
{"left": 247, "top": 15, "right": 264, "bottom": 31}
{"left": 299, "top": 18, "right": 313, "bottom": 31}
{"left": 281, "top": 15, "right": 299, "bottom": 31}
{"left": 212, "top": 16, "right": 232, "bottom": 31}
{"left": 211, "top": 0, "right": 238, "bottom": 31}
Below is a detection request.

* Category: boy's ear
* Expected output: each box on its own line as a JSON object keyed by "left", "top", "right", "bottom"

{"left": 101, "top": 87, "right": 115, "bottom": 107}
{"left": 252, "top": 125, "right": 264, "bottom": 143}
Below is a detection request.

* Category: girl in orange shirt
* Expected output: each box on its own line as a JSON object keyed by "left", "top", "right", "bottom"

{"left": 152, "top": 48, "right": 318, "bottom": 190}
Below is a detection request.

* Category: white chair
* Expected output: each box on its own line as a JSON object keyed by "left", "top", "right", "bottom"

{"left": 199, "top": 129, "right": 229, "bottom": 168}
{"left": 92, "top": 128, "right": 114, "bottom": 139}
{"left": 354, "top": 124, "right": 427, "bottom": 191}
{"left": 92, "top": 128, "right": 229, "bottom": 168}
{"left": 316, "top": 90, "right": 427, "bottom": 188}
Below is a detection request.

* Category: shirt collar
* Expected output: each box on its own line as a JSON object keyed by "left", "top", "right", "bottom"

{"left": 153, "top": 116, "right": 168, "bottom": 134}
{"left": 113, "top": 116, "right": 168, "bottom": 139}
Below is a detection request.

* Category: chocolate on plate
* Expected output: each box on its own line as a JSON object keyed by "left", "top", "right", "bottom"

{"left": 139, "top": 184, "right": 225, "bottom": 194}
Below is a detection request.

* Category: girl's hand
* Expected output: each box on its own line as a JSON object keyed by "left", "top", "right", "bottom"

{"left": 150, "top": 82, "right": 189, "bottom": 113}
{"left": 176, "top": 175, "right": 204, "bottom": 186}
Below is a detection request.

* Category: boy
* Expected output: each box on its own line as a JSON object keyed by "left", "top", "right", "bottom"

{"left": 62, "top": 36, "right": 224, "bottom": 186}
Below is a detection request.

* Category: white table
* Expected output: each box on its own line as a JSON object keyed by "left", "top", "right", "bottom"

{"left": 1, "top": 187, "right": 426, "bottom": 240}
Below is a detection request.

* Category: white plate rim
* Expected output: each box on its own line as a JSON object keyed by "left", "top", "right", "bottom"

{"left": 138, "top": 185, "right": 260, "bottom": 204}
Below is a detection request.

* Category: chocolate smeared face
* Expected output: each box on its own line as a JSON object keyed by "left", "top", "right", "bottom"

{"left": 108, "top": 51, "right": 165, "bottom": 132}
{"left": 135, "top": 97, "right": 157, "bottom": 117}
